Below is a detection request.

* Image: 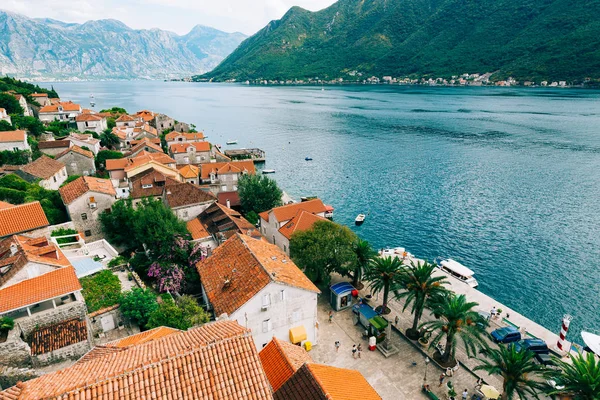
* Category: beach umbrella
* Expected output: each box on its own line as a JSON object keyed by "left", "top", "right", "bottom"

{"left": 581, "top": 331, "right": 600, "bottom": 356}
{"left": 480, "top": 384, "right": 500, "bottom": 399}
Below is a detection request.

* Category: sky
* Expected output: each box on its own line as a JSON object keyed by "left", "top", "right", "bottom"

{"left": 2, "top": 0, "right": 337, "bottom": 36}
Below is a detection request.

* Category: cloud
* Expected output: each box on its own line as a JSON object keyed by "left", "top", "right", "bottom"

{"left": 1, "top": 0, "right": 336, "bottom": 35}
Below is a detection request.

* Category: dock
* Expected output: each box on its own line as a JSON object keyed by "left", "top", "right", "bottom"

{"left": 224, "top": 148, "right": 265, "bottom": 163}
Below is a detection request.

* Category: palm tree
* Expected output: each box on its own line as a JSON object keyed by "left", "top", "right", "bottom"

{"left": 396, "top": 260, "right": 448, "bottom": 340}
{"left": 421, "top": 293, "right": 488, "bottom": 364}
{"left": 352, "top": 239, "right": 376, "bottom": 289}
{"left": 475, "top": 345, "right": 545, "bottom": 400}
{"left": 545, "top": 351, "right": 600, "bottom": 399}
{"left": 363, "top": 256, "right": 404, "bottom": 314}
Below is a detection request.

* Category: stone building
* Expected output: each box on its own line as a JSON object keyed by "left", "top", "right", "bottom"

{"left": 0, "top": 130, "right": 29, "bottom": 152}
{"left": 38, "top": 139, "right": 71, "bottom": 157}
{"left": 165, "top": 131, "right": 205, "bottom": 147}
{"left": 199, "top": 160, "right": 255, "bottom": 196}
{"left": 16, "top": 155, "right": 67, "bottom": 190}
{"left": 68, "top": 132, "right": 101, "bottom": 155}
{"left": 162, "top": 181, "right": 215, "bottom": 221}
{"left": 59, "top": 176, "right": 116, "bottom": 240}
{"left": 154, "top": 113, "right": 175, "bottom": 134}
{"left": 169, "top": 142, "right": 212, "bottom": 165}
{"left": 55, "top": 145, "right": 96, "bottom": 177}
{"left": 75, "top": 113, "right": 107, "bottom": 134}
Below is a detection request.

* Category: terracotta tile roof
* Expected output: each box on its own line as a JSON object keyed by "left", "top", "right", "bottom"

{"left": 0, "top": 130, "right": 26, "bottom": 143}
{"left": 279, "top": 211, "right": 328, "bottom": 240}
{"left": 187, "top": 218, "right": 211, "bottom": 240}
{"left": 30, "top": 93, "right": 48, "bottom": 98}
{"left": 0, "top": 321, "right": 273, "bottom": 400}
{"left": 200, "top": 160, "right": 255, "bottom": 179}
{"left": 113, "top": 129, "right": 127, "bottom": 140}
{"left": 55, "top": 144, "right": 94, "bottom": 160}
{"left": 178, "top": 164, "right": 200, "bottom": 179}
{"left": 20, "top": 155, "right": 65, "bottom": 180}
{"left": 38, "top": 139, "right": 71, "bottom": 149}
{"left": 69, "top": 132, "right": 100, "bottom": 145}
{"left": 127, "top": 138, "right": 163, "bottom": 155}
{"left": 0, "top": 201, "right": 12, "bottom": 209}
{"left": 124, "top": 152, "right": 176, "bottom": 172}
{"left": 260, "top": 337, "right": 313, "bottom": 391}
{"left": 274, "top": 363, "right": 381, "bottom": 400}
{"left": 0, "top": 201, "right": 49, "bottom": 237}
{"left": 195, "top": 202, "right": 257, "bottom": 242}
{"left": 75, "top": 113, "right": 104, "bottom": 122}
{"left": 259, "top": 199, "right": 327, "bottom": 224}
{"left": 169, "top": 141, "right": 211, "bottom": 154}
{"left": 116, "top": 114, "right": 137, "bottom": 122}
{"left": 165, "top": 131, "right": 205, "bottom": 141}
{"left": 197, "top": 234, "right": 318, "bottom": 316}
{"left": 129, "top": 169, "right": 174, "bottom": 199}
{"left": 130, "top": 137, "right": 161, "bottom": 146}
{"left": 135, "top": 110, "right": 155, "bottom": 122}
{"left": 39, "top": 101, "right": 81, "bottom": 113}
{"left": 29, "top": 318, "right": 88, "bottom": 355}
{"left": 105, "top": 157, "right": 128, "bottom": 171}
{"left": 0, "top": 265, "right": 81, "bottom": 314}
{"left": 59, "top": 176, "right": 116, "bottom": 205}
{"left": 133, "top": 123, "right": 158, "bottom": 137}
{"left": 164, "top": 182, "right": 215, "bottom": 208}
{"left": 217, "top": 190, "right": 241, "bottom": 207}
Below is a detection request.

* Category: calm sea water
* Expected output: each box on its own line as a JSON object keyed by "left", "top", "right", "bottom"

{"left": 45, "top": 81, "right": 600, "bottom": 343}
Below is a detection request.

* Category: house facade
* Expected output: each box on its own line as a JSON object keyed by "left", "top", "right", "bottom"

{"left": 38, "top": 139, "right": 72, "bottom": 156}
{"left": 154, "top": 113, "right": 175, "bottom": 134}
{"left": 197, "top": 234, "right": 320, "bottom": 350}
{"left": 68, "top": 133, "right": 101, "bottom": 155}
{"left": 177, "top": 164, "right": 200, "bottom": 184}
{"left": 17, "top": 155, "right": 67, "bottom": 190}
{"left": 0, "top": 130, "right": 30, "bottom": 152}
{"left": 55, "top": 145, "right": 96, "bottom": 177}
{"left": 200, "top": 160, "right": 255, "bottom": 196}
{"left": 0, "top": 108, "right": 11, "bottom": 125}
{"left": 75, "top": 113, "right": 107, "bottom": 134}
{"left": 59, "top": 176, "right": 116, "bottom": 240}
{"left": 162, "top": 182, "right": 215, "bottom": 221}
{"left": 165, "top": 131, "right": 205, "bottom": 147}
{"left": 275, "top": 211, "right": 329, "bottom": 255}
{"left": 115, "top": 114, "right": 140, "bottom": 128}
{"left": 169, "top": 142, "right": 212, "bottom": 165}
{"left": 38, "top": 101, "right": 82, "bottom": 123}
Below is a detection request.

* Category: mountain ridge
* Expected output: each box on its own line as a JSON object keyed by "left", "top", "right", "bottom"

{"left": 201, "top": 0, "right": 600, "bottom": 83}
{"left": 0, "top": 10, "right": 247, "bottom": 80}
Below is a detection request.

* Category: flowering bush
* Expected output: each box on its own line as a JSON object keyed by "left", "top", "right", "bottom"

{"left": 148, "top": 262, "right": 185, "bottom": 293}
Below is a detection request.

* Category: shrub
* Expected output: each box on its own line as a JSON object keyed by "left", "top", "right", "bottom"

{"left": 80, "top": 270, "right": 122, "bottom": 313}
{"left": 50, "top": 227, "right": 79, "bottom": 244}
{"left": 0, "top": 317, "right": 15, "bottom": 332}
{"left": 119, "top": 288, "right": 158, "bottom": 329}
{"left": 146, "top": 295, "right": 209, "bottom": 330}
{"left": 108, "top": 255, "right": 127, "bottom": 268}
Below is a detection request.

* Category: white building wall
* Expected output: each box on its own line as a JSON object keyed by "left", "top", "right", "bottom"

{"left": 4, "top": 262, "right": 57, "bottom": 288}
{"left": 76, "top": 119, "right": 107, "bottom": 134}
{"left": 172, "top": 202, "right": 213, "bottom": 222}
{"left": 0, "top": 137, "right": 29, "bottom": 152}
{"left": 69, "top": 138, "right": 100, "bottom": 155}
{"left": 40, "top": 167, "right": 67, "bottom": 191}
{"left": 229, "top": 282, "right": 318, "bottom": 350}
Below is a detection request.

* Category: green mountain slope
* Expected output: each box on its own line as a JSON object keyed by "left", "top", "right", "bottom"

{"left": 202, "top": 0, "right": 600, "bottom": 82}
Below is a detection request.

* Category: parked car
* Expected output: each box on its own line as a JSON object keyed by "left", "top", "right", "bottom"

{"left": 490, "top": 326, "right": 521, "bottom": 344}
{"left": 513, "top": 339, "right": 549, "bottom": 354}
{"left": 477, "top": 311, "right": 491, "bottom": 329}
{"left": 535, "top": 352, "right": 556, "bottom": 367}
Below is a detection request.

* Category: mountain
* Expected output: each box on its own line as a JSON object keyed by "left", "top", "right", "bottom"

{"left": 0, "top": 11, "right": 247, "bottom": 80}
{"left": 202, "top": 0, "right": 600, "bottom": 83}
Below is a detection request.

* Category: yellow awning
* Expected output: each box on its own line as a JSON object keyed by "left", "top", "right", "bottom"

{"left": 289, "top": 326, "right": 307, "bottom": 344}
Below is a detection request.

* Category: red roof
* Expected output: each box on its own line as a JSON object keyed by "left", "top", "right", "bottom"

{"left": 75, "top": 113, "right": 104, "bottom": 122}
{"left": 259, "top": 199, "right": 327, "bottom": 224}
{"left": 278, "top": 210, "right": 328, "bottom": 240}
{"left": 260, "top": 337, "right": 313, "bottom": 391}
{"left": 59, "top": 176, "right": 116, "bottom": 205}
{"left": 200, "top": 160, "right": 255, "bottom": 179}
{"left": 0, "top": 130, "right": 26, "bottom": 143}
{"left": 169, "top": 141, "right": 211, "bottom": 154}
{"left": 0, "top": 201, "right": 49, "bottom": 237}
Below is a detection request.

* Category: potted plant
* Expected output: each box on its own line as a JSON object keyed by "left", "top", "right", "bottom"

{"left": 418, "top": 329, "right": 432, "bottom": 347}
{"left": 496, "top": 308, "right": 503, "bottom": 319}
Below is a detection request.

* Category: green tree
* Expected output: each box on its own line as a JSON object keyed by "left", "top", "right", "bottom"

{"left": 238, "top": 174, "right": 282, "bottom": 215}
{"left": 475, "top": 345, "right": 545, "bottom": 400}
{"left": 396, "top": 260, "right": 448, "bottom": 339}
{"left": 11, "top": 116, "right": 45, "bottom": 137}
{"left": 0, "top": 150, "right": 31, "bottom": 166}
{"left": 100, "top": 107, "right": 127, "bottom": 114}
{"left": 99, "top": 199, "right": 137, "bottom": 247}
{"left": 421, "top": 293, "right": 488, "bottom": 364}
{"left": 351, "top": 238, "right": 375, "bottom": 289}
{"left": 0, "top": 93, "right": 24, "bottom": 115}
{"left": 147, "top": 295, "right": 209, "bottom": 330}
{"left": 545, "top": 352, "right": 600, "bottom": 400}
{"left": 290, "top": 220, "right": 357, "bottom": 283}
{"left": 0, "top": 121, "right": 12, "bottom": 131}
{"left": 133, "top": 198, "right": 189, "bottom": 251}
{"left": 95, "top": 150, "right": 123, "bottom": 170}
{"left": 0, "top": 317, "right": 14, "bottom": 333}
{"left": 119, "top": 288, "right": 158, "bottom": 329}
{"left": 100, "top": 130, "right": 120, "bottom": 149}
{"left": 363, "top": 256, "right": 404, "bottom": 314}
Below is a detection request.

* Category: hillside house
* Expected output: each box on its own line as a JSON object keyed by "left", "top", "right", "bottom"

{"left": 0, "top": 130, "right": 30, "bottom": 152}
{"left": 75, "top": 113, "right": 107, "bottom": 134}
{"left": 0, "top": 201, "right": 49, "bottom": 238}
{"left": 154, "top": 113, "right": 175, "bottom": 134}
{"left": 165, "top": 131, "right": 205, "bottom": 147}
{"left": 38, "top": 101, "right": 82, "bottom": 123}
{"left": 30, "top": 92, "right": 50, "bottom": 106}
{"left": 115, "top": 114, "right": 140, "bottom": 128}
{"left": 169, "top": 141, "right": 212, "bottom": 164}
{"left": 162, "top": 182, "right": 215, "bottom": 221}
{"left": 177, "top": 164, "right": 200, "bottom": 184}
{"left": 0, "top": 108, "right": 11, "bottom": 125}
{"left": 68, "top": 132, "right": 101, "bottom": 155}
{"left": 16, "top": 155, "right": 67, "bottom": 190}
{"left": 200, "top": 160, "right": 255, "bottom": 196}
{"left": 38, "top": 139, "right": 71, "bottom": 156}
{"left": 55, "top": 145, "right": 96, "bottom": 177}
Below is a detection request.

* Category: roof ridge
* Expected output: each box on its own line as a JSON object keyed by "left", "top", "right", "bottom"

{"left": 304, "top": 363, "right": 329, "bottom": 397}
{"left": 237, "top": 234, "right": 275, "bottom": 284}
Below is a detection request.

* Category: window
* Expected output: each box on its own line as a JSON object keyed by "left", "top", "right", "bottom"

{"left": 190, "top": 180, "right": 195, "bottom": 184}
{"left": 233, "top": 174, "right": 238, "bottom": 182}
{"left": 53, "top": 176, "right": 57, "bottom": 183}
{"left": 13, "top": 147, "right": 18, "bottom": 151}
{"left": 262, "top": 319, "right": 272, "bottom": 333}
{"left": 221, "top": 185, "right": 227, "bottom": 191}
{"left": 142, "top": 184, "right": 153, "bottom": 189}
{"left": 283, "top": 245, "right": 287, "bottom": 253}
{"left": 182, "top": 210, "right": 188, "bottom": 218}
{"left": 262, "top": 293, "right": 271, "bottom": 309}
{"left": 84, "top": 230, "right": 92, "bottom": 237}
{"left": 272, "top": 236, "right": 276, "bottom": 245}
{"left": 280, "top": 290, "right": 286, "bottom": 301}
{"left": 81, "top": 213, "right": 88, "bottom": 220}
{"left": 292, "top": 309, "right": 301, "bottom": 323}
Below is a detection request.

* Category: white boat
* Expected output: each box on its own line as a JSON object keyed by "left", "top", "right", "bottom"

{"left": 226, "top": 140, "right": 238, "bottom": 145}
{"left": 262, "top": 169, "right": 276, "bottom": 174}
{"left": 581, "top": 331, "right": 600, "bottom": 356}
{"left": 355, "top": 214, "right": 366, "bottom": 225}
{"left": 438, "top": 259, "right": 478, "bottom": 288}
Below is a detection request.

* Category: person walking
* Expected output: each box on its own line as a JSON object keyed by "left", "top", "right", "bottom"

{"left": 438, "top": 373, "right": 445, "bottom": 387}
{"left": 462, "top": 389, "right": 468, "bottom": 400}
{"left": 491, "top": 306, "right": 497, "bottom": 320}
{"left": 352, "top": 344, "right": 357, "bottom": 359}
{"left": 357, "top": 343, "right": 362, "bottom": 358}
{"left": 335, "top": 340, "right": 340, "bottom": 352}
{"left": 329, "top": 311, "right": 334, "bottom": 323}
{"left": 395, "top": 315, "right": 399, "bottom": 326}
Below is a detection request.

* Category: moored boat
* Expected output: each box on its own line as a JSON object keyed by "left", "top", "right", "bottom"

{"left": 226, "top": 140, "right": 238, "bottom": 145}
{"left": 305, "top": 156, "right": 313, "bottom": 161}
{"left": 262, "top": 169, "right": 276, "bottom": 174}
{"left": 438, "top": 258, "right": 478, "bottom": 288}
{"left": 355, "top": 214, "right": 366, "bottom": 225}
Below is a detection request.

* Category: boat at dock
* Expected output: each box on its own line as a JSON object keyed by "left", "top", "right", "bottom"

{"left": 226, "top": 140, "right": 238, "bottom": 145}
{"left": 305, "top": 156, "right": 313, "bottom": 161}
{"left": 438, "top": 258, "right": 478, "bottom": 288}
{"left": 355, "top": 214, "right": 366, "bottom": 225}
{"left": 262, "top": 169, "right": 276, "bottom": 174}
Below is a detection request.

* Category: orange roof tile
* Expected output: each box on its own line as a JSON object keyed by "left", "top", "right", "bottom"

{"left": 200, "top": 160, "right": 255, "bottom": 179}
{"left": 135, "top": 110, "right": 155, "bottom": 122}
{"left": 75, "top": 113, "right": 104, "bottom": 122}
{"left": 169, "top": 141, "right": 211, "bottom": 154}
{"left": 20, "top": 155, "right": 65, "bottom": 179}
{"left": 197, "top": 234, "right": 319, "bottom": 316}
{"left": 105, "top": 157, "right": 128, "bottom": 171}
{"left": 39, "top": 101, "right": 81, "bottom": 113}
{"left": 59, "top": 176, "right": 116, "bottom": 205}
{"left": 178, "top": 164, "right": 200, "bottom": 179}
{"left": 0, "top": 201, "right": 13, "bottom": 209}
{"left": 259, "top": 199, "right": 327, "bottom": 224}
{"left": 115, "top": 114, "right": 136, "bottom": 122}
{"left": 278, "top": 210, "right": 329, "bottom": 240}
{"left": 0, "top": 266, "right": 81, "bottom": 314}
{"left": 123, "top": 152, "right": 176, "bottom": 172}
{"left": 128, "top": 138, "right": 163, "bottom": 154}
{"left": 165, "top": 131, "right": 205, "bottom": 141}
{"left": 55, "top": 144, "right": 94, "bottom": 160}
{"left": 0, "top": 202, "right": 49, "bottom": 237}
{"left": 260, "top": 337, "right": 313, "bottom": 391}
{"left": 186, "top": 218, "right": 211, "bottom": 240}
{"left": 0, "top": 321, "right": 273, "bottom": 400}
{"left": 0, "top": 130, "right": 26, "bottom": 143}
{"left": 110, "top": 326, "right": 180, "bottom": 348}
{"left": 29, "top": 318, "right": 88, "bottom": 355}
{"left": 274, "top": 363, "right": 381, "bottom": 400}
{"left": 30, "top": 93, "right": 48, "bottom": 98}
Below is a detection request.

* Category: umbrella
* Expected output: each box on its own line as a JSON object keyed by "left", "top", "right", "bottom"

{"left": 480, "top": 384, "right": 500, "bottom": 399}
{"left": 581, "top": 331, "right": 600, "bottom": 356}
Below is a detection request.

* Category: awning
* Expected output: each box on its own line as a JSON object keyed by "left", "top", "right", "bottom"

{"left": 581, "top": 331, "right": 600, "bottom": 356}
{"left": 289, "top": 326, "right": 307, "bottom": 344}
{"left": 480, "top": 385, "right": 500, "bottom": 399}
{"left": 369, "top": 316, "right": 388, "bottom": 331}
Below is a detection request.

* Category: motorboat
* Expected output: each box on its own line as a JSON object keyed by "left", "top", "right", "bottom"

{"left": 226, "top": 140, "right": 238, "bottom": 145}
{"left": 355, "top": 214, "right": 366, "bottom": 225}
{"left": 438, "top": 259, "right": 478, "bottom": 288}
{"left": 581, "top": 331, "right": 600, "bottom": 356}
{"left": 262, "top": 169, "right": 276, "bottom": 174}
{"left": 305, "top": 157, "right": 313, "bottom": 161}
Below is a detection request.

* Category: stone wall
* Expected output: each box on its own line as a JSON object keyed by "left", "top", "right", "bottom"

{"left": 18, "top": 301, "right": 88, "bottom": 337}
{"left": 88, "top": 305, "right": 124, "bottom": 337}
{"left": 33, "top": 340, "right": 90, "bottom": 366}
{"left": 0, "top": 326, "right": 31, "bottom": 367}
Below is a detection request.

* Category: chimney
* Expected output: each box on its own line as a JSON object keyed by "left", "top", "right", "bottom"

{"left": 226, "top": 199, "right": 231, "bottom": 208}
{"left": 9, "top": 243, "right": 18, "bottom": 256}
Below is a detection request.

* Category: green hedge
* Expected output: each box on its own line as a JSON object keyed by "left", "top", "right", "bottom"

{"left": 80, "top": 270, "right": 122, "bottom": 313}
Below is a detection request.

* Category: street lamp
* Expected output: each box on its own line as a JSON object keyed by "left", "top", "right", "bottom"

{"left": 423, "top": 357, "right": 430, "bottom": 383}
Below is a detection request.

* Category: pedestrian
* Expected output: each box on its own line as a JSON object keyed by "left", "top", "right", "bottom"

{"left": 395, "top": 315, "right": 399, "bottom": 326}
{"left": 357, "top": 343, "right": 362, "bottom": 358}
{"left": 491, "top": 306, "right": 497, "bottom": 319}
{"left": 352, "top": 344, "right": 357, "bottom": 359}
{"left": 329, "top": 311, "right": 333, "bottom": 324}
{"left": 335, "top": 340, "right": 340, "bottom": 352}
{"left": 462, "top": 389, "right": 468, "bottom": 400}
{"left": 438, "top": 373, "right": 445, "bottom": 387}
{"left": 475, "top": 377, "right": 483, "bottom": 389}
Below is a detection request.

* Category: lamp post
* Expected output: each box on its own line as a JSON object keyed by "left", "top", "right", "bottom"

{"left": 423, "top": 356, "right": 430, "bottom": 383}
